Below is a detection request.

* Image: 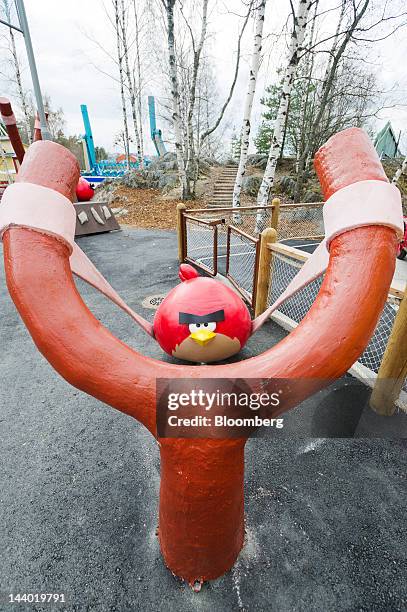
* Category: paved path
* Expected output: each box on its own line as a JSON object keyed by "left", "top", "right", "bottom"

{"left": 0, "top": 228, "right": 406, "bottom": 611}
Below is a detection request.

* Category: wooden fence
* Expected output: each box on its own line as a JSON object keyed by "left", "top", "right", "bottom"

{"left": 255, "top": 235, "right": 407, "bottom": 415}
{"left": 177, "top": 203, "right": 407, "bottom": 415}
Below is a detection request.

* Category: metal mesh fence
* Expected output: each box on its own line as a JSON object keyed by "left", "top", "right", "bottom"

{"left": 358, "top": 300, "right": 398, "bottom": 374}
{"left": 187, "top": 207, "right": 273, "bottom": 237}
{"left": 268, "top": 253, "right": 324, "bottom": 322}
{"left": 185, "top": 219, "right": 216, "bottom": 275}
{"left": 278, "top": 204, "right": 324, "bottom": 241}
{"left": 267, "top": 249, "right": 406, "bottom": 393}
{"left": 227, "top": 229, "right": 258, "bottom": 304}
{"left": 184, "top": 207, "right": 273, "bottom": 278}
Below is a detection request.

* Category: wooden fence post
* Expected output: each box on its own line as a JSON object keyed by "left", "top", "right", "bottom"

{"left": 370, "top": 287, "right": 407, "bottom": 415}
{"left": 271, "top": 197, "right": 280, "bottom": 232}
{"left": 177, "top": 203, "right": 187, "bottom": 263}
{"left": 254, "top": 227, "right": 277, "bottom": 317}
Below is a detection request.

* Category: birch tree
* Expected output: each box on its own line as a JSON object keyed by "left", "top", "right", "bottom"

{"left": 113, "top": 0, "right": 131, "bottom": 168}
{"left": 182, "top": 0, "right": 209, "bottom": 187}
{"left": 293, "top": 0, "right": 347, "bottom": 200}
{"left": 392, "top": 156, "right": 407, "bottom": 185}
{"left": 256, "top": 0, "right": 313, "bottom": 217}
{"left": 290, "top": 0, "right": 407, "bottom": 201}
{"left": 119, "top": 0, "right": 143, "bottom": 167}
{"left": 198, "top": 3, "right": 251, "bottom": 149}
{"left": 133, "top": 0, "right": 144, "bottom": 164}
{"left": 232, "top": 0, "right": 266, "bottom": 211}
{"left": 161, "top": 0, "right": 190, "bottom": 198}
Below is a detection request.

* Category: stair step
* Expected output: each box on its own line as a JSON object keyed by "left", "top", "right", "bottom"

{"left": 208, "top": 203, "right": 232, "bottom": 208}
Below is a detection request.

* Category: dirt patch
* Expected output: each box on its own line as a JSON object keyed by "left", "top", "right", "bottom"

{"left": 104, "top": 186, "right": 204, "bottom": 230}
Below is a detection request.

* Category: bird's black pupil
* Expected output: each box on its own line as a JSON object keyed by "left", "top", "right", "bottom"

{"left": 197, "top": 323, "right": 200, "bottom": 328}
{"left": 204, "top": 323, "right": 208, "bottom": 327}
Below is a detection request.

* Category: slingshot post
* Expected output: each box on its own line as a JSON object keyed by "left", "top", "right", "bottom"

{"left": 370, "top": 287, "right": 407, "bottom": 415}
{"left": 254, "top": 227, "right": 277, "bottom": 317}
{"left": 271, "top": 197, "right": 280, "bottom": 231}
{"left": 177, "top": 203, "right": 187, "bottom": 262}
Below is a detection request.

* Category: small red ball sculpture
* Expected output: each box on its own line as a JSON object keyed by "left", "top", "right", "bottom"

{"left": 76, "top": 177, "right": 94, "bottom": 202}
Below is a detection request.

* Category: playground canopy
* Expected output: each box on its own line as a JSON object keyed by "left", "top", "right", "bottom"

{"left": 374, "top": 121, "right": 403, "bottom": 159}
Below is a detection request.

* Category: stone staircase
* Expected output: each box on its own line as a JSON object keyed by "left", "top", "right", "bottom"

{"left": 208, "top": 165, "right": 237, "bottom": 208}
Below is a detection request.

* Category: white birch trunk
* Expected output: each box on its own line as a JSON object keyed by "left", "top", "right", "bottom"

{"left": 185, "top": 0, "right": 209, "bottom": 187}
{"left": 256, "top": 0, "right": 312, "bottom": 224}
{"left": 133, "top": 0, "right": 144, "bottom": 167}
{"left": 114, "top": 0, "right": 131, "bottom": 169}
{"left": 392, "top": 156, "right": 407, "bottom": 185}
{"left": 165, "top": 0, "right": 189, "bottom": 198}
{"left": 232, "top": 0, "right": 266, "bottom": 213}
{"left": 120, "top": 0, "right": 143, "bottom": 168}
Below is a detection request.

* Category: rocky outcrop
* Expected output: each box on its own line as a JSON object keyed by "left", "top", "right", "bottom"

{"left": 242, "top": 175, "right": 262, "bottom": 196}
{"left": 246, "top": 154, "right": 268, "bottom": 169}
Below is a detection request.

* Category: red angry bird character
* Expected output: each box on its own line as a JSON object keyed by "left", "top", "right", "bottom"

{"left": 153, "top": 264, "right": 252, "bottom": 363}
{"left": 76, "top": 177, "right": 95, "bottom": 202}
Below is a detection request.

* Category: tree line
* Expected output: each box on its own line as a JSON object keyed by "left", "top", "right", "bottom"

{"left": 1, "top": 0, "right": 406, "bottom": 198}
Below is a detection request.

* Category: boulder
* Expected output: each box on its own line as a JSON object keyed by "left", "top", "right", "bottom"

{"left": 279, "top": 175, "right": 296, "bottom": 196}
{"left": 159, "top": 173, "right": 179, "bottom": 191}
{"left": 247, "top": 154, "right": 268, "bottom": 169}
{"left": 162, "top": 160, "right": 178, "bottom": 171}
{"left": 242, "top": 175, "right": 262, "bottom": 196}
{"left": 161, "top": 186, "right": 183, "bottom": 200}
{"left": 303, "top": 190, "right": 321, "bottom": 203}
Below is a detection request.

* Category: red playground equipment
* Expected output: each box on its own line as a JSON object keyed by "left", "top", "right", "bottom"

{"left": 0, "top": 127, "right": 403, "bottom": 586}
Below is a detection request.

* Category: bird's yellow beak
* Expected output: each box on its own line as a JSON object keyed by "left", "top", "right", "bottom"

{"left": 189, "top": 329, "right": 216, "bottom": 346}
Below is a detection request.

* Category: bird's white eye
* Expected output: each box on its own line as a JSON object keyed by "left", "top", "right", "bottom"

{"left": 189, "top": 322, "right": 216, "bottom": 333}
{"left": 204, "top": 322, "right": 217, "bottom": 332}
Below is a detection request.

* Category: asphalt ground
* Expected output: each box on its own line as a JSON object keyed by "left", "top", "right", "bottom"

{"left": 0, "top": 228, "right": 406, "bottom": 611}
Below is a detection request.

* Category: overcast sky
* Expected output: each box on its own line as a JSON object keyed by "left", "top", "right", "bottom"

{"left": 1, "top": 0, "right": 407, "bottom": 156}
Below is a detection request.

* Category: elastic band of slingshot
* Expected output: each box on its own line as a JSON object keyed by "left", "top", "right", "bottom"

{"left": 1, "top": 113, "right": 17, "bottom": 126}
{"left": 0, "top": 182, "right": 76, "bottom": 251}
{"left": 251, "top": 179, "right": 403, "bottom": 333}
{"left": 0, "top": 182, "right": 154, "bottom": 336}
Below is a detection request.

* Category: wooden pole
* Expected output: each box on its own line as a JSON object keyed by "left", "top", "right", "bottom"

{"left": 370, "top": 287, "right": 407, "bottom": 415}
{"left": 271, "top": 197, "right": 280, "bottom": 231}
{"left": 254, "top": 227, "right": 277, "bottom": 317}
{"left": 176, "top": 203, "right": 187, "bottom": 262}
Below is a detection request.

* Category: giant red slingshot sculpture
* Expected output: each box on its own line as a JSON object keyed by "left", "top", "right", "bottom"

{"left": 0, "top": 128, "right": 403, "bottom": 586}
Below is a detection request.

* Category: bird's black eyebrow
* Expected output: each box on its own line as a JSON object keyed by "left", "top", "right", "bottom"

{"left": 179, "top": 310, "right": 225, "bottom": 324}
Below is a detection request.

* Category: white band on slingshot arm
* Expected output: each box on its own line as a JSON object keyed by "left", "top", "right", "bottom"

{"left": 0, "top": 182, "right": 154, "bottom": 336}
{"left": 251, "top": 180, "right": 403, "bottom": 333}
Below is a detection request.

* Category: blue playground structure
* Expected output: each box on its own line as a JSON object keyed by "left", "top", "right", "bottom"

{"left": 148, "top": 96, "right": 167, "bottom": 156}
{"left": 81, "top": 97, "right": 166, "bottom": 183}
